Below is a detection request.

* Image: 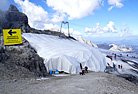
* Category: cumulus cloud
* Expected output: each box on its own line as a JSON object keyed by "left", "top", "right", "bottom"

{"left": 85, "top": 22, "right": 103, "bottom": 34}
{"left": 85, "top": 21, "right": 118, "bottom": 35}
{"left": 13, "top": 0, "right": 126, "bottom": 36}
{"left": 120, "top": 22, "right": 131, "bottom": 37}
{"left": 108, "top": 0, "right": 124, "bottom": 11}
{"left": 47, "top": 0, "right": 103, "bottom": 20}
{"left": 72, "top": 31, "right": 82, "bottom": 36}
{"left": 51, "top": 12, "right": 66, "bottom": 23}
{"left": 43, "top": 23, "right": 82, "bottom": 36}
{"left": 85, "top": 27, "right": 93, "bottom": 33}
{"left": 44, "top": 24, "right": 60, "bottom": 31}
{"left": 14, "top": 0, "right": 66, "bottom": 29}
{"left": 13, "top": 0, "right": 82, "bottom": 36}
{"left": 103, "top": 21, "right": 118, "bottom": 33}
{"left": 14, "top": 0, "right": 49, "bottom": 29}
{"left": 59, "top": 27, "right": 82, "bottom": 36}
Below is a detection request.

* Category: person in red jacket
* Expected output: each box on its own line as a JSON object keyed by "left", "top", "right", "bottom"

{"left": 114, "top": 54, "right": 116, "bottom": 59}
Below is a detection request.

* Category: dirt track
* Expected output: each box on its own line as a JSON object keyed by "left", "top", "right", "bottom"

{"left": 0, "top": 72, "right": 138, "bottom": 94}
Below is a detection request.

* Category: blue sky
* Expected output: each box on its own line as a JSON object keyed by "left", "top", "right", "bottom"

{"left": 1, "top": 0, "right": 138, "bottom": 40}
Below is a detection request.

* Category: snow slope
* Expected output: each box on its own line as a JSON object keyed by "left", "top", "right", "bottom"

{"left": 22, "top": 33, "right": 106, "bottom": 74}
{"left": 109, "top": 44, "right": 133, "bottom": 52}
{"left": 99, "top": 48, "right": 138, "bottom": 78}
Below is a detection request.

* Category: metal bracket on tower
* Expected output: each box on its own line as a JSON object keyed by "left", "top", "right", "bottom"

{"left": 59, "top": 21, "right": 70, "bottom": 37}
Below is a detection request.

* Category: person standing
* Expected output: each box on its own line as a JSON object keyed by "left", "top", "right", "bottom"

{"left": 121, "top": 64, "right": 122, "bottom": 69}
{"left": 85, "top": 66, "right": 88, "bottom": 73}
{"left": 114, "top": 54, "right": 116, "bottom": 59}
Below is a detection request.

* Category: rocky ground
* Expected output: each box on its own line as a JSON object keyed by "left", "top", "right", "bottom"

{"left": 0, "top": 72, "right": 138, "bottom": 94}
{"left": 0, "top": 36, "right": 49, "bottom": 77}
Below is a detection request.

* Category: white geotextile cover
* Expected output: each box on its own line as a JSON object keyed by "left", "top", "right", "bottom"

{"left": 22, "top": 33, "right": 106, "bottom": 74}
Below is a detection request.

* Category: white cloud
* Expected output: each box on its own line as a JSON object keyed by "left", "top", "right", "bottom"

{"left": 14, "top": 0, "right": 65, "bottom": 29}
{"left": 47, "top": 0, "right": 103, "bottom": 20}
{"left": 103, "top": 21, "right": 118, "bottom": 33}
{"left": 108, "top": 0, "right": 124, "bottom": 11}
{"left": 85, "top": 21, "right": 118, "bottom": 35}
{"left": 43, "top": 23, "right": 82, "bottom": 36}
{"left": 51, "top": 12, "right": 66, "bottom": 23}
{"left": 120, "top": 23, "right": 131, "bottom": 37}
{"left": 108, "top": 6, "right": 114, "bottom": 11}
{"left": 44, "top": 24, "right": 59, "bottom": 31}
{"left": 14, "top": 0, "right": 49, "bottom": 29}
{"left": 85, "top": 21, "right": 132, "bottom": 37}
{"left": 72, "top": 31, "right": 82, "bottom": 36}
{"left": 59, "top": 27, "right": 82, "bottom": 36}
{"left": 120, "top": 33, "right": 127, "bottom": 37}
{"left": 61, "top": 28, "right": 72, "bottom": 35}
{"left": 13, "top": 0, "right": 82, "bottom": 35}
{"left": 92, "top": 22, "right": 102, "bottom": 33}
{"left": 13, "top": 0, "right": 125, "bottom": 36}
{"left": 85, "top": 22, "right": 103, "bottom": 34}
{"left": 85, "top": 27, "right": 92, "bottom": 33}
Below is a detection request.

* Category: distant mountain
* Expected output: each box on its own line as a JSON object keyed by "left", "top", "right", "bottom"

{"left": 97, "top": 44, "right": 111, "bottom": 50}
{"left": 91, "top": 36, "right": 138, "bottom": 52}
{"left": 98, "top": 44, "right": 133, "bottom": 52}
{"left": 74, "top": 36, "right": 98, "bottom": 48}
{"left": 109, "top": 44, "right": 133, "bottom": 52}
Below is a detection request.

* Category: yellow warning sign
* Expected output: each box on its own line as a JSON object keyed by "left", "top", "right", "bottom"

{"left": 3, "top": 29, "right": 22, "bottom": 46}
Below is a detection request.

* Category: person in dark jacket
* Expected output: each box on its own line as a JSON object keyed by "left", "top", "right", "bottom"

{"left": 85, "top": 66, "right": 88, "bottom": 73}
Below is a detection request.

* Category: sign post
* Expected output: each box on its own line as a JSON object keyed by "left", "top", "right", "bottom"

{"left": 3, "top": 29, "right": 22, "bottom": 46}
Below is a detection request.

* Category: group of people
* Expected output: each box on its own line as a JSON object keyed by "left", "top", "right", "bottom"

{"left": 118, "top": 64, "right": 123, "bottom": 69}
{"left": 106, "top": 53, "right": 123, "bottom": 71}
{"left": 80, "top": 63, "right": 88, "bottom": 75}
{"left": 127, "top": 54, "right": 138, "bottom": 58}
{"left": 106, "top": 62, "right": 123, "bottom": 71}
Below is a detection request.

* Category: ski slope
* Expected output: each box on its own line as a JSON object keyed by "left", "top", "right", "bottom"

{"left": 99, "top": 48, "right": 138, "bottom": 77}
{"left": 22, "top": 33, "right": 106, "bottom": 74}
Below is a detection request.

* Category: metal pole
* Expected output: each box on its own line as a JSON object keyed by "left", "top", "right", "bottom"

{"left": 59, "top": 22, "right": 63, "bottom": 37}
{"left": 59, "top": 21, "right": 70, "bottom": 37}
{"left": 67, "top": 22, "right": 70, "bottom": 37}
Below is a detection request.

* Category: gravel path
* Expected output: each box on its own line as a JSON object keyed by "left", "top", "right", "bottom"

{"left": 0, "top": 72, "right": 138, "bottom": 94}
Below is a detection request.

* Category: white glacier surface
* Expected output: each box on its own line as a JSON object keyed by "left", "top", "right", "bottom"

{"left": 22, "top": 33, "right": 106, "bottom": 74}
